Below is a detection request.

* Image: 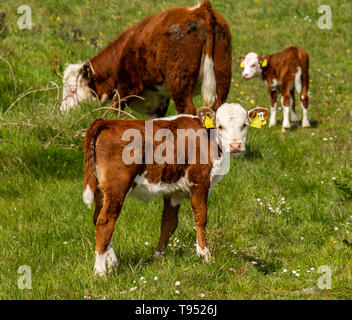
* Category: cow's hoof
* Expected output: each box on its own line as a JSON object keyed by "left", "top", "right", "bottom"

{"left": 281, "top": 127, "right": 290, "bottom": 133}
{"left": 291, "top": 120, "right": 299, "bottom": 127}
{"left": 196, "top": 245, "right": 212, "bottom": 263}
{"left": 107, "top": 259, "right": 119, "bottom": 274}
{"left": 269, "top": 122, "right": 276, "bottom": 128}
{"left": 302, "top": 121, "right": 311, "bottom": 128}
{"left": 153, "top": 251, "right": 164, "bottom": 259}
{"left": 93, "top": 269, "right": 106, "bottom": 279}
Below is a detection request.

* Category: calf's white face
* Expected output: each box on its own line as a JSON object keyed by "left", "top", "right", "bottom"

{"left": 241, "top": 52, "right": 262, "bottom": 79}
{"left": 198, "top": 104, "right": 268, "bottom": 156}
{"left": 60, "top": 63, "right": 94, "bottom": 112}
{"left": 215, "top": 103, "right": 249, "bottom": 155}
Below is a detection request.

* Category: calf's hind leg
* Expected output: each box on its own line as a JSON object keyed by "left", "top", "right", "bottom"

{"left": 94, "top": 184, "right": 128, "bottom": 277}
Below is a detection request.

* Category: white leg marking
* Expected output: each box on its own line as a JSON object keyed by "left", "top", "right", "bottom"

{"left": 106, "top": 237, "right": 118, "bottom": 273}
{"left": 281, "top": 97, "right": 290, "bottom": 130}
{"left": 83, "top": 185, "right": 94, "bottom": 209}
{"left": 196, "top": 240, "right": 211, "bottom": 263}
{"left": 269, "top": 102, "right": 277, "bottom": 127}
{"left": 93, "top": 251, "right": 107, "bottom": 277}
{"left": 301, "top": 103, "right": 310, "bottom": 128}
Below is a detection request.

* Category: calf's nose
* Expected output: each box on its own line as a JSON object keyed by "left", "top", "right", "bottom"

{"left": 230, "top": 141, "right": 242, "bottom": 153}
{"left": 242, "top": 73, "right": 248, "bottom": 79}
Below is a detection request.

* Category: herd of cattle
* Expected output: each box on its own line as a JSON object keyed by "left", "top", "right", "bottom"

{"left": 60, "top": 2, "right": 311, "bottom": 276}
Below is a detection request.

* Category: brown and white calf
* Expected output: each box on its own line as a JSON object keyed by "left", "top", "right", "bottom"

{"left": 240, "top": 46, "right": 310, "bottom": 131}
{"left": 61, "top": 2, "right": 232, "bottom": 117}
{"left": 82, "top": 103, "right": 268, "bottom": 276}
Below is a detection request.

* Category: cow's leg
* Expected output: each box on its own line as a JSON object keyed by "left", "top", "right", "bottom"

{"left": 94, "top": 184, "right": 128, "bottom": 277}
{"left": 290, "top": 88, "right": 299, "bottom": 126}
{"left": 280, "top": 82, "right": 292, "bottom": 132}
{"left": 172, "top": 93, "right": 196, "bottom": 115}
{"left": 154, "top": 197, "right": 181, "bottom": 258}
{"left": 269, "top": 90, "right": 278, "bottom": 128}
{"left": 190, "top": 187, "right": 211, "bottom": 262}
{"left": 93, "top": 188, "right": 103, "bottom": 226}
{"left": 300, "top": 71, "right": 310, "bottom": 128}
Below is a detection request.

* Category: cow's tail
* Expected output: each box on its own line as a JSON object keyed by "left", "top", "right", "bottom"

{"left": 83, "top": 118, "right": 107, "bottom": 209}
{"left": 197, "top": 1, "right": 217, "bottom": 109}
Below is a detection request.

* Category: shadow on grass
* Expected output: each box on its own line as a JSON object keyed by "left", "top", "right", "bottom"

{"left": 243, "top": 147, "right": 263, "bottom": 161}
{"left": 21, "top": 145, "right": 83, "bottom": 180}
{"left": 237, "top": 251, "right": 282, "bottom": 274}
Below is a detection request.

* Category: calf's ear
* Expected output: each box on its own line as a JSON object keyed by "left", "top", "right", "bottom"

{"left": 239, "top": 55, "right": 245, "bottom": 62}
{"left": 247, "top": 107, "right": 269, "bottom": 121}
{"left": 80, "top": 61, "right": 92, "bottom": 79}
{"left": 258, "top": 55, "right": 268, "bottom": 68}
{"left": 197, "top": 107, "right": 216, "bottom": 128}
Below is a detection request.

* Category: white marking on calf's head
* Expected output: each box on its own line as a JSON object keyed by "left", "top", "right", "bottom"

{"left": 240, "top": 53, "right": 267, "bottom": 79}
{"left": 60, "top": 62, "right": 95, "bottom": 112}
{"left": 197, "top": 104, "right": 268, "bottom": 156}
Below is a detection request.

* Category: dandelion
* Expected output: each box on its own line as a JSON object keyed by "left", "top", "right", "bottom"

{"left": 235, "top": 83, "right": 239, "bottom": 87}
{"left": 99, "top": 32, "right": 103, "bottom": 37}
{"left": 250, "top": 100, "right": 255, "bottom": 105}
{"left": 264, "top": 24, "right": 269, "bottom": 28}
{"left": 240, "top": 91, "right": 244, "bottom": 95}
{"left": 56, "top": 17, "right": 61, "bottom": 23}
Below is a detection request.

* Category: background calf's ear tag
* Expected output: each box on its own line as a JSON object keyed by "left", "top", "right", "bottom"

{"left": 240, "top": 61, "right": 244, "bottom": 68}
{"left": 261, "top": 59, "right": 268, "bottom": 68}
{"left": 204, "top": 115, "right": 215, "bottom": 129}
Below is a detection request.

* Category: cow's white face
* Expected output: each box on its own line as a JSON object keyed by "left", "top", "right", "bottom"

{"left": 60, "top": 63, "right": 94, "bottom": 112}
{"left": 241, "top": 52, "right": 262, "bottom": 79}
{"left": 215, "top": 103, "right": 249, "bottom": 155}
{"left": 197, "top": 104, "right": 269, "bottom": 156}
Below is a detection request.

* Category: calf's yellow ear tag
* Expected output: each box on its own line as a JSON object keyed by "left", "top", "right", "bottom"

{"left": 204, "top": 115, "right": 215, "bottom": 129}
{"left": 240, "top": 61, "right": 244, "bottom": 68}
{"left": 261, "top": 59, "right": 268, "bottom": 68}
{"left": 250, "top": 111, "right": 267, "bottom": 129}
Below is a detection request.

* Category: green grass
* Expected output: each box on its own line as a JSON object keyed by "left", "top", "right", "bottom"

{"left": 1, "top": 0, "right": 352, "bottom": 300}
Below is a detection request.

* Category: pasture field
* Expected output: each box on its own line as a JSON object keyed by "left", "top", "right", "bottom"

{"left": 0, "top": 0, "right": 351, "bottom": 300}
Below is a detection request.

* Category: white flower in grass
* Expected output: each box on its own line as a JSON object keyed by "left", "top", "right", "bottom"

{"left": 175, "top": 281, "right": 181, "bottom": 286}
{"left": 283, "top": 269, "right": 287, "bottom": 273}
{"left": 140, "top": 277, "right": 144, "bottom": 281}
{"left": 334, "top": 227, "right": 339, "bottom": 231}
{"left": 63, "top": 241, "right": 68, "bottom": 245}
{"left": 295, "top": 273, "right": 300, "bottom": 277}
{"left": 311, "top": 267, "right": 315, "bottom": 271}
{"left": 129, "top": 287, "right": 137, "bottom": 292}
{"left": 144, "top": 241, "right": 150, "bottom": 246}
{"left": 154, "top": 276, "right": 158, "bottom": 281}
{"left": 175, "top": 290, "right": 180, "bottom": 295}
{"left": 200, "top": 293, "right": 205, "bottom": 298}
{"left": 292, "top": 270, "right": 296, "bottom": 274}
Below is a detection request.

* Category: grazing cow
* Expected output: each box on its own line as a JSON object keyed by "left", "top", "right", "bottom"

{"left": 82, "top": 103, "right": 268, "bottom": 276}
{"left": 239, "top": 46, "right": 310, "bottom": 132}
{"left": 61, "top": 1, "right": 232, "bottom": 117}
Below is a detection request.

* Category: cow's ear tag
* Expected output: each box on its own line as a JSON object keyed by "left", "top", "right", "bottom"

{"left": 204, "top": 115, "right": 215, "bottom": 129}
{"left": 240, "top": 61, "right": 244, "bottom": 68}
{"left": 261, "top": 59, "right": 268, "bottom": 68}
{"left": 250, "top": 112, "right": 267, "bottom": 129}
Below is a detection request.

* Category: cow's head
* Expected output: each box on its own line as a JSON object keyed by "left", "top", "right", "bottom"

{"left": 60, "top": 62, "right": 95, "bottom": 112}
{"left": 239, "top": 53, "right": 268, "bottom": 79}
{"left": 197, "top": 104, "right": 268, "bottom": 156}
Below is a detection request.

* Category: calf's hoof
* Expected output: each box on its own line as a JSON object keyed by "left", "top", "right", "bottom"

{"left": 281, "top": 127, "right": 290, "bottom": 133}
{"left": 302, "top": 120, "right": 311, "bottom": 128}
{"left": 291, "top": 120, "right": 299, "bottom": 127}
{"left": 196, "top": 244, "right": 212, "bottom": 263}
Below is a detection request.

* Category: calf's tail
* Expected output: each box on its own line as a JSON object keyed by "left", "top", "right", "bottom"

{"left": 83, "top": 118, "right": 107, "bottom": 208}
